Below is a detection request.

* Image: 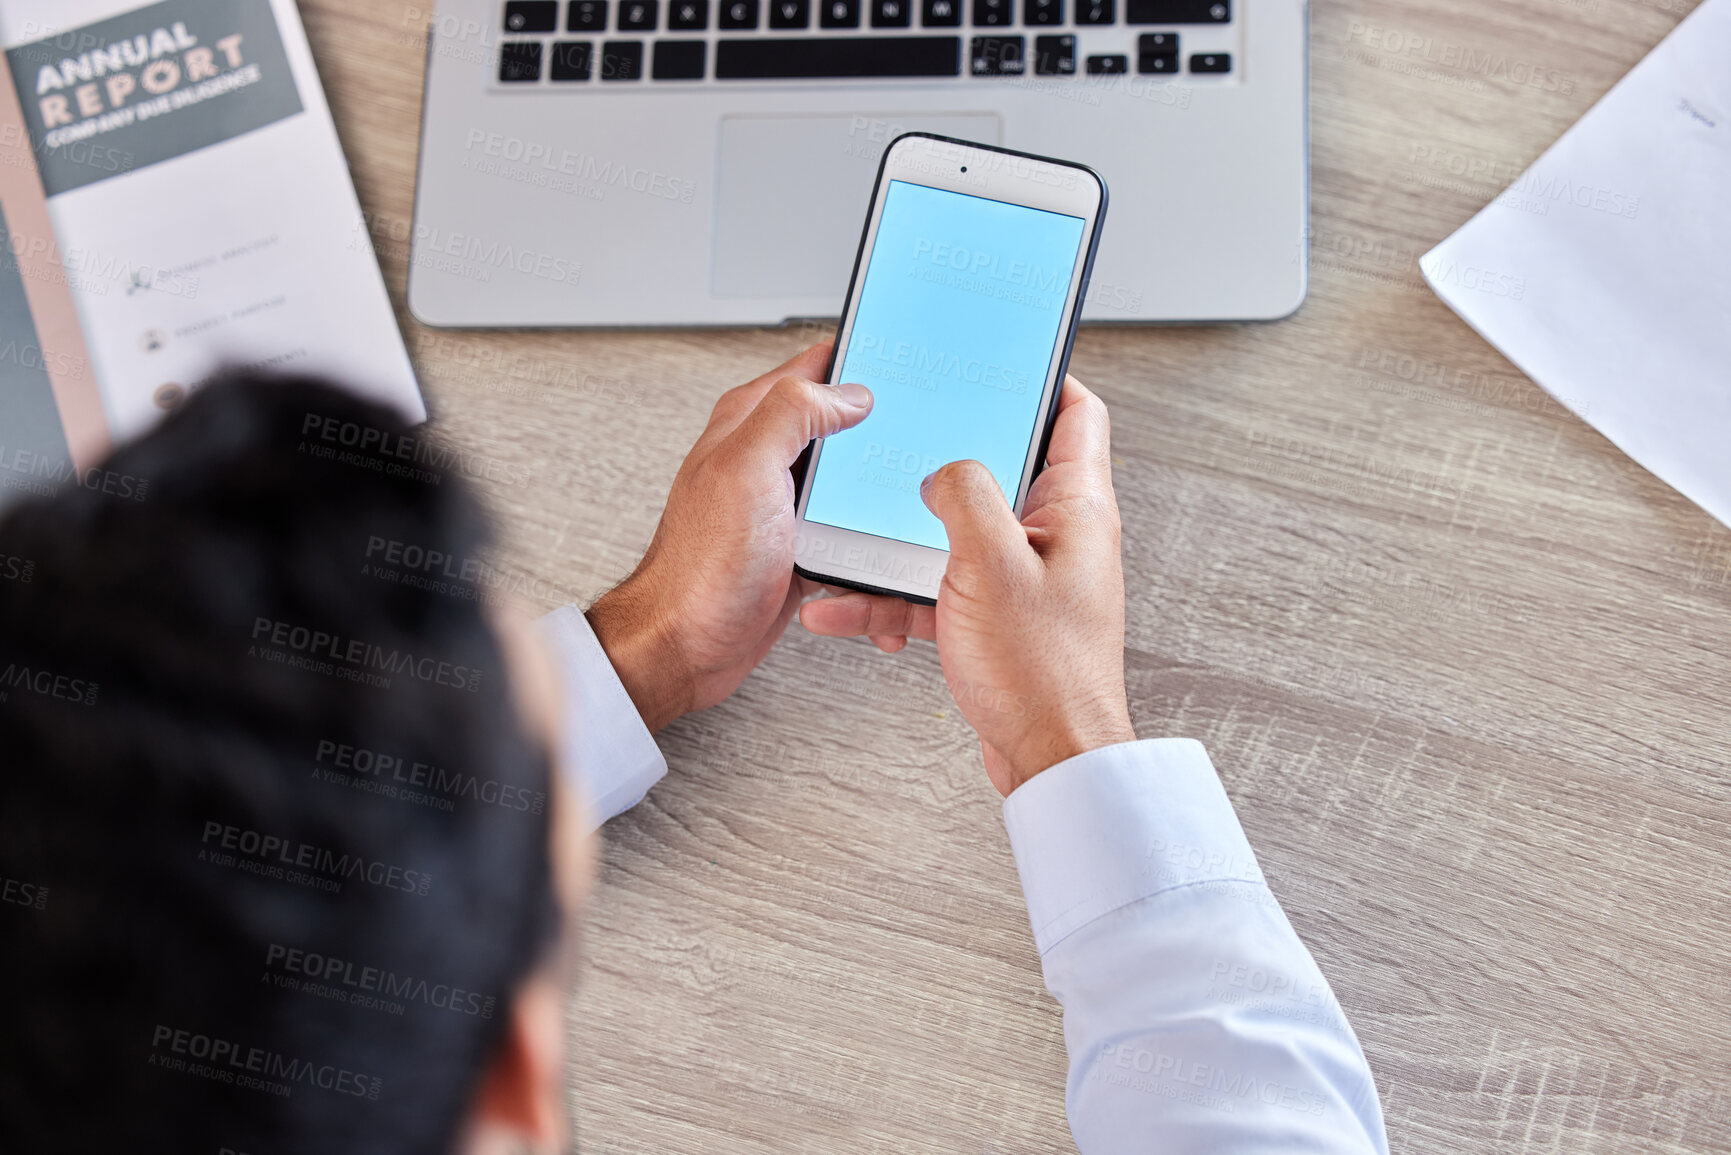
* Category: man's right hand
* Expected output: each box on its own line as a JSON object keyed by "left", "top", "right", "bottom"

{"left": 799, "top": 377, "right": 1136, "bottom": 797}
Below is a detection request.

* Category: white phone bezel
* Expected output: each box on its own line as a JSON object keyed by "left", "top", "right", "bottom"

{"left": 793, "top": 133, "right": 1105, "bottom": 604}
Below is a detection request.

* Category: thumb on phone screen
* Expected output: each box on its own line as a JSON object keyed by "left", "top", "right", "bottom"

{"left": 803, "top": 377, "right": 1136, "bottom": 797}
{"left": 919, "top": 460, "right": 1030, "bottom": 582}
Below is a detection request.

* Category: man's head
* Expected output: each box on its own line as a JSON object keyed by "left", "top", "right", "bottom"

{"left": 0, "top": 377, "right": 590, "bottom": 1154}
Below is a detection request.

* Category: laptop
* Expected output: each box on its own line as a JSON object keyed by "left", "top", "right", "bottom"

{"left": 408, "top": 0, "right": 1307, "bottom": 326}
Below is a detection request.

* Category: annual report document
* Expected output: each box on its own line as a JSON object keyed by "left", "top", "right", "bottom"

{"left": 0, "top": 0, "right": 423, "bottom": 455}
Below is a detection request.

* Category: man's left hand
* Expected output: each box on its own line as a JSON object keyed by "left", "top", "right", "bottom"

{"left": 586, "top": 342, "right": 871, "bottom": 731}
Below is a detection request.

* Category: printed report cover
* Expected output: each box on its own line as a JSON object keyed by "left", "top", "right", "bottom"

{"left": 0, "top": 0, "right": 424, "bottom": 455}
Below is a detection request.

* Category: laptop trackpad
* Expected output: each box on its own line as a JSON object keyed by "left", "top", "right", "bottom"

{"left": 712, "top": 112, "right": 1002, "bottom": 302}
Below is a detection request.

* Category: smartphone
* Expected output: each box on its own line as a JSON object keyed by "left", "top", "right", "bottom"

{"left": 792, "top": 132, "right": 1108, "bottom": 605}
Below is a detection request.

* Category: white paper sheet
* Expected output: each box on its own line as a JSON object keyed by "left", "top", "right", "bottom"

{"left": 1420, "top": 0, "right": 1731, "bottom": 527}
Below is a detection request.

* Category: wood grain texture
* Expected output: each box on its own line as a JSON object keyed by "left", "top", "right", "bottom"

{"left": 294, "top": 0, "right": 1731, "bottom": 1149}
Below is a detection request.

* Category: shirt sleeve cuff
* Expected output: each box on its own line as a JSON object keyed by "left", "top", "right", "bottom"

{"left": 537, "top": 604, "right": 668, "bottom": 832}
{"left": 1001, "top": 738, "right": 1264, "bottom": 956}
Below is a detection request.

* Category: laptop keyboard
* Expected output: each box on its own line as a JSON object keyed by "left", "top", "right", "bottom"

{"left": 493, "top": 0, "right": 1237, "bottom": 83}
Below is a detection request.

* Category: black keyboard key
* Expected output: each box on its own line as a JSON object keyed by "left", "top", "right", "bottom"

{"left": 1025, "top": 0, "right": 1060, "bottom": 23}
{"left": 1085, "top": 52, "right": 1125, "bottom": 73}
{"left": 1189, "top": 50, "right": 1229, "bottom": 72}
{"left": 719, "top": 0, "right": 759, "bottom": 25}
{"left": 873, "top": 0, "right": 912, "bottom": 25}
{"left": 669, "top": 0, "right": 708, "bottom": 26}
{"left": 1075, "top": 0, "right": 1112, "bottom": 21}
{"left": 769, "top": 0, "right": 809, "bottom": 25}
{"left": 820, "top": 0, "right": 861, "bottom": 26}
{"left": 569, "top": 0, "right": 608, "bottom": 28}
{"left": 505, "top": 0, "right": 559, "bottom": 31}
{"left": 618, "top": 0, "right": 657, "bottom": 27}
{"left": 600, "top": 40, "right": 644, "bottom": 77}
{"left": 550, "top": 39, "right": 593, "bottom": 78}
{"left": 923, "top": 0, "right": 962, "bottom": 24}
{"left": 653, "top": 39, "right": 706, "bottom": 76}
{"left": 1125, "top": 0, "right": 1226, "bottom": 22}
{"left": 1033, "top": 33, "right": 1073, "bottom": 73}
{"left": 973, "top": 0, "right": 1011, "bottom": 25}
{"left": 970, "top": 34, "right": 1023, "bottom": 73}
{"left": 1137, "top": 32, "right": 1176, "bottom": 72}
{"left": 716, "top": 36, "right": 960, "bottom": 76}
{"left": 499, "top": 41, "right": 543, "bottom": 80}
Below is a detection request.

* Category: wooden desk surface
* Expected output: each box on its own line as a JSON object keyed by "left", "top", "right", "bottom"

{"left": 296, "top": 1, "right": 1731, "bottom": 1149}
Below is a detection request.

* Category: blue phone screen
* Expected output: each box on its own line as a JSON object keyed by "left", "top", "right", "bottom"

{"left": 803, "top": 179, "right": 1086, "bottom": 552}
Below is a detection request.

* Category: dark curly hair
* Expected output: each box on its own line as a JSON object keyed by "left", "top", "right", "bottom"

{"left": 0, "top": 375, "right": 561, "bottom": 1153}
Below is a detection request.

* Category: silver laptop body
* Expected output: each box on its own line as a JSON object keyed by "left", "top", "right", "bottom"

{"left": 408, "top": 0, "right": 1307, "bottom": 326}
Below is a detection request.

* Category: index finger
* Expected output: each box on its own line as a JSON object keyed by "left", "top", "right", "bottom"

{"left": 1042, "top": 376, "right": 1112, "bottom": 474}
{"left": 799, "top": 591, "right": 937, "bottom": 642}
{"left": 1021, "top": 375, "right": 1116, "bottom": 533}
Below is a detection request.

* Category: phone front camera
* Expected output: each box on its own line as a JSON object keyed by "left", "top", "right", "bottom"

{"left": 960, "top": 166, "right": 968, "bottom": 172}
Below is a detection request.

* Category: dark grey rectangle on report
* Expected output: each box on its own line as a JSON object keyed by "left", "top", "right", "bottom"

{"left": 6, "top": 0, "right": 303, "bottom": 197}
{"left": 715, "top": 36, "right": 959, "bottom": 77}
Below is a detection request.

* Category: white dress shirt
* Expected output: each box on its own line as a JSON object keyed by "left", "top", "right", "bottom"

{"left": 541, "top": 606, "right": 1390, "bottom": 1154}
